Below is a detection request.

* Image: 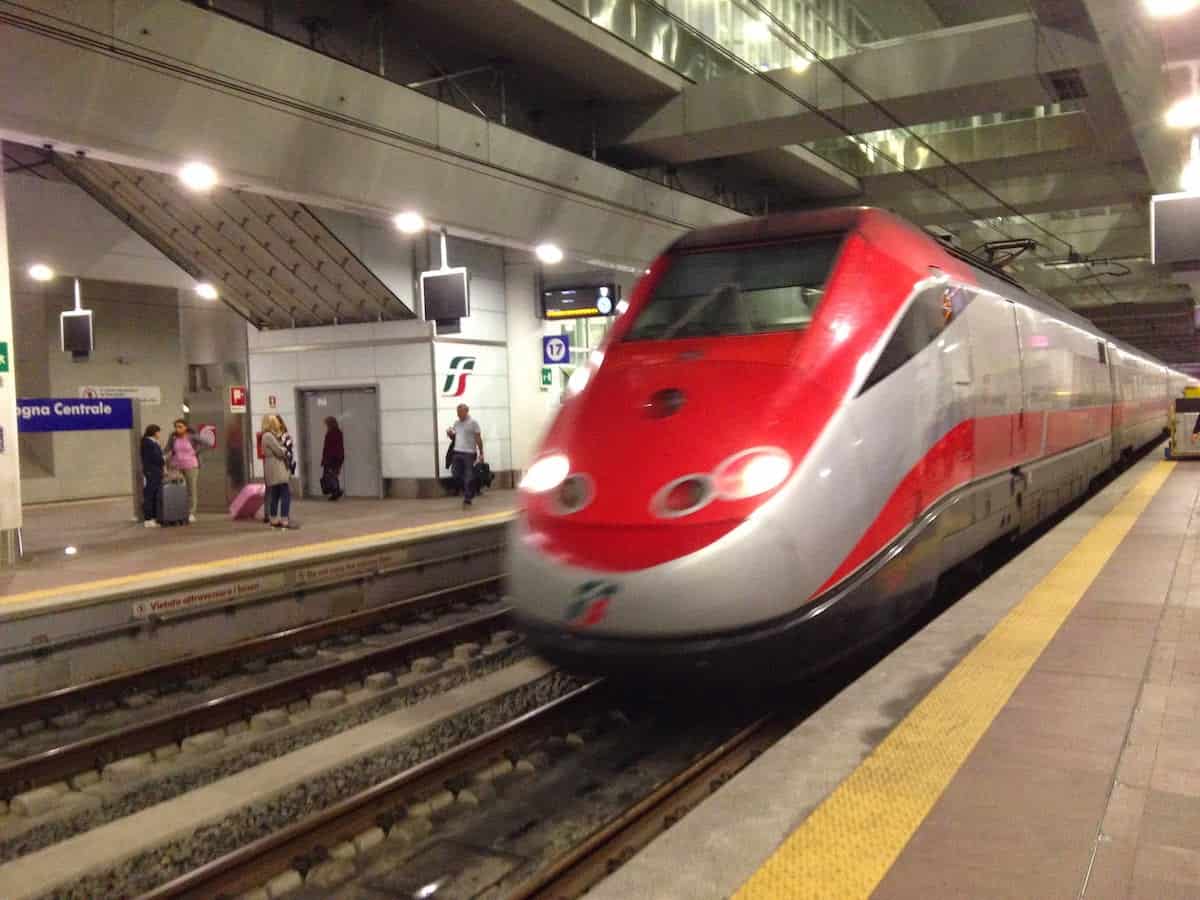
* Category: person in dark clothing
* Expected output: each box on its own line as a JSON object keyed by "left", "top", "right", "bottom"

{"left": 321, "top": 416, "right": 345, "bottom": 501}
{"left": 140, "top": 424, "right": 165, "bottom": 528}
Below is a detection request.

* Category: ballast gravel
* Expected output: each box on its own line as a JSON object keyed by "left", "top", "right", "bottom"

{"left": 44, "top": 669, "right": 581, "bottom": 900}
{"left": 0, "top": 643, "right": 528, "bottom": 868}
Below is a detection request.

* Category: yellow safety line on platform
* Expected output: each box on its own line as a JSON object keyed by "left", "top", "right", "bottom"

{"left": 735, "top": 460, "right": 1176, "bottom": 900}
{"left": 0, "top": 511, "right": 514, "bottom": 608}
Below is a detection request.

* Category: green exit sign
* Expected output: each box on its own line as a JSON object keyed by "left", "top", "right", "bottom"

{"left": 540, "top": 366, "right": 552, "bottom": 389}
{"left": 0, "top": 341, "right": 8, "bottom": 373}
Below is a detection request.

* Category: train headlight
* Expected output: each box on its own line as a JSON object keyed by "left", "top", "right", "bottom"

{"left": 520, "top": 454, "right": 570, "bottom": 493}
{"left": 713, "top": 448, "right": 792, "bottom": 500}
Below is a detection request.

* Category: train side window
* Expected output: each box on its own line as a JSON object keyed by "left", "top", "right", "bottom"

{"left": 1097, "top": 342, "right": 1107, "bottom": 365}
{"left": 859, "top": 287, "right": 948, "bottom": 394}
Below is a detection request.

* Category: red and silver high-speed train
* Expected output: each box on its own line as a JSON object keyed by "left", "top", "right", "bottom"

{"left": 509, "top": 207, "right": 1192, "bottom": 679}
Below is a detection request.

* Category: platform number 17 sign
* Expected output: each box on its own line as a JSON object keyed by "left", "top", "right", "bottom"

{"left": 543, "top": 334, "right": 570, "bottom": 365}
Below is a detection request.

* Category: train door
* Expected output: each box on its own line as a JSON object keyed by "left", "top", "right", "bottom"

{"left": 1108, "top": 344, "right": 1126, "bottom": 464}
{"left": 966, "top": 293, "right": 1023, "bottom": 477}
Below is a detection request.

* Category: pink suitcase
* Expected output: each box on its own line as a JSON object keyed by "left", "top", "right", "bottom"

{"left": 230, "top": 483, "right": 266, "bottom": 520}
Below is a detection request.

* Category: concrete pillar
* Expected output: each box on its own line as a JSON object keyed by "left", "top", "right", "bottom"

{"left": 0, "top": 166, "right": 24, "bottom": 566}
{"left": 503, "top": 254, "right": 556, "bottom": 476}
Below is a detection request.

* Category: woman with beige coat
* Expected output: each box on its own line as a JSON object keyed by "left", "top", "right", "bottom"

{"left": 261, "top": 415, "right": 296, "bottom": 530}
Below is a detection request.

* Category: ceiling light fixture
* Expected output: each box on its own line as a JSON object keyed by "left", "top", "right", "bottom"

{"left": 744, "top": 18, "right": 772, "bottom": 42}
{"left": 393, "top": 210, "right": 426, "bottom": 234}
{"left": 535, "top": 243, "right": 564, "bottom": 265}
{"left": 195, "top": 282, "right": 219, "bottom": 300}
{"left": 1166, "top": 94, "right": 1200, "bottom": 129}
{"left": 178, "top": 160, "right": 218, "bottom": 192}
{"left": 1145, "top": 0, "right": 1198, "bottom": 16}
{"left": 28, "top": 263, "right": 55, "bottom": 282}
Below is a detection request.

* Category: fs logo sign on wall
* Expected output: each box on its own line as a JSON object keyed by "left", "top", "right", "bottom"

{"left": 442, "top": 356, "right": 476, "bottom": 398}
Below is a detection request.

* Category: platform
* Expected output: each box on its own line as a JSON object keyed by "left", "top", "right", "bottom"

{"left": 0, "top": 492, "right": 516, "bottom": 702}
{"left": 6, "top": 491, "right": 516, "bottom": 608}
{"left": 588, "top": 448, "right": 1200, "bottom": 900}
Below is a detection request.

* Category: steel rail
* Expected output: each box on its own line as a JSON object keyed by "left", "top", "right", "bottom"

{"left": 0, "top": 599, "right": 513, "bottom": 797}
{"left": 136, "top": 679, "right": 605, "bottom": 900}
{"left": 0, "top": 567, "right": 504, "bottom": 736}
{"left": 509, "top": 715, "right": 787, "bottom": 899}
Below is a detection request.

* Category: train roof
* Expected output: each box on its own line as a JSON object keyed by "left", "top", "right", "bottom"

{"left": 669, "top": 207, "right": 871, "bottom": 251}
{"left": 670, "top": 206, "right": 1188, "bottom": 377}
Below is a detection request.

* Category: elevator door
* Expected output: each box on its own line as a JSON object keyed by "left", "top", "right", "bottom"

{"left": 300, "top": 388, "right": 382, "bottom": 498}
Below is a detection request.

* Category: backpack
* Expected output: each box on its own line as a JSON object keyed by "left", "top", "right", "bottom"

{"left": 283, "top": 433, "right": 297, "bottom": 476}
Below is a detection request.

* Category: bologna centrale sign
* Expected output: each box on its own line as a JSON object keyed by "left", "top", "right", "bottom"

{"left": 16, "top": 398, "right": 134, "bottom": 432}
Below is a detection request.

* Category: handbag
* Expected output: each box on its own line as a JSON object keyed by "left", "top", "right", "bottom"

{"left": 320, "top": 469, "right": 338, "bottom": 496}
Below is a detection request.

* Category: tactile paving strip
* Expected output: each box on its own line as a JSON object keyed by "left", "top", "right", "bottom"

{"left": 735, "top": 462, "right": 1175, "bottom": 900}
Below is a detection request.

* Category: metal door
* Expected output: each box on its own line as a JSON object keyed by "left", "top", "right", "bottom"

{"left": 301, "top": 390, "right": 335, "bottom": 498}
{"left": 338, "top": 388, "right": 382, "bottom": 498}
{"left": 301, "top": 388, "right": 382, "bottom": 498}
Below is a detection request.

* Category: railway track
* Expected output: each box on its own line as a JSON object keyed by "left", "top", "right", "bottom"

{"left": 132, "top": 680, "right": 787, "bottom": 900}
{"left": 0, "top": 577, "right": 508, "bottom": 803}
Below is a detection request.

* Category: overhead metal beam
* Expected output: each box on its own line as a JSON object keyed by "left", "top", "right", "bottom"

{"left": 1066, "top": 0, "right": 1183, "bottom": 193}
{"left": 397, "top": 0, "right": 688, "bottom": 103}
{"left": 0, "top": 0, "right": 740, "bottom": 277}
{"left": 871, "top": 160, "right": 1151, "bottom": 226}
{"left": 605, "top": 14, "right": 1104, "bottom": 165}
{"left": 850, "top": 113, "right": 1099, "bottom": 185}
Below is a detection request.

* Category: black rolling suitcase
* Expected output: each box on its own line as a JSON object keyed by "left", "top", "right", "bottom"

{"left": 473, "top": 460, "right": 494, "bottom": 492}
{"left": 158, "top": 478, "right": 189, "bottom": 525}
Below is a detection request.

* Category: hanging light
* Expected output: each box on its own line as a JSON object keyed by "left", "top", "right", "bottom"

{"left": 178, "top": 160, "right": 218, "bottom": 192}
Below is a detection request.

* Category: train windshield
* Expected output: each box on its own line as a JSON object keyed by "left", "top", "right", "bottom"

{"left": 625, "top": 235, "right": 844, "bottom": 342}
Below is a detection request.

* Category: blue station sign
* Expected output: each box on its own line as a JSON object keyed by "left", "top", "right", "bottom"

{"left": 17, "top": 398, "right": 134, "bottom": 432}
{"left": 542, "top": 334, "right": 571, "bottom": 365}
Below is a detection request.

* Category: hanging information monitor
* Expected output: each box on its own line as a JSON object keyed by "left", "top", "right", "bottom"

{"left": 61, "top": 310, "right": 94, "bottom": 357}
{"left": 420, "top": 268, "right": 470, "bottom": 321}
{"left": 541, "top": 284, "right": 619, "bottom": 320}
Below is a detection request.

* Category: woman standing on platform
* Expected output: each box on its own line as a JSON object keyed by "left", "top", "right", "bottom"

{"left": 321, "top": 416, "right": 345, "bottom": 501}
{"left": 166, "top": 419, "right": 212, "bottom": 523}
{"left": 140, "top": 424, "right": 165, "bottom": 528}
{"left": 261, "top": 415, "right": 296, "bottom": 530}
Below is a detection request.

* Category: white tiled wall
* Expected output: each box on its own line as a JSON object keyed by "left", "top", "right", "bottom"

{"left": 248, "top": 319, "right": 437, "bottom": 480}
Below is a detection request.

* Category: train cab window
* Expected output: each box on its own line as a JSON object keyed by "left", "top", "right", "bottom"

{"left": 858, "top": 286, "right": 953, "bottom": 395}
{"left": 1098, "top": 342, "right": 1107, "bottom": 365}
{"left": 624, "top": 235, "right": 843, "bottom": 341}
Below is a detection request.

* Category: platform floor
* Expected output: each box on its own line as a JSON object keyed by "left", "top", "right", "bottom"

{"left": 2, "top": 490, "right": 516, "bottom": 605}
{"left": 588, "top": 449, "right": 1200, "bottom": 900}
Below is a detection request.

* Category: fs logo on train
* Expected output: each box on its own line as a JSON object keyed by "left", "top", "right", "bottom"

{"left": 564, "top": 581, "right": 620, "bottom": 627}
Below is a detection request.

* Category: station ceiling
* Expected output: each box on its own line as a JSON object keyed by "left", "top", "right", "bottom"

{"left": 2, "top": 0, "right": 1196, "bottom": 359}
{"left": 358, "top": 0, "right": 1196, "bottom": 355}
